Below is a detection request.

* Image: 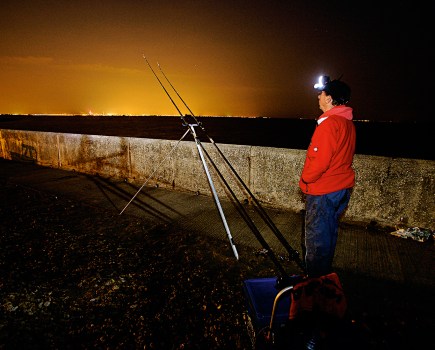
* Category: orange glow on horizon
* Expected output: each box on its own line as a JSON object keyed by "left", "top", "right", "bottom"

{"left": 0, "top": 55, "right": 310, "bottom": 117}
{"left": 0, "top": 1, "right": 430, "bottom": 121}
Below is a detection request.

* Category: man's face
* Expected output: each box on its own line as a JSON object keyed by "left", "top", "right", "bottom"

{"left": 318, "top": 90, "right": 330, "bottom": 112}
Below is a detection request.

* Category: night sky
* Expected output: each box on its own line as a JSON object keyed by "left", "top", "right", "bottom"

{"left": 0, "top": 1, "right": 432, "bottom": 121}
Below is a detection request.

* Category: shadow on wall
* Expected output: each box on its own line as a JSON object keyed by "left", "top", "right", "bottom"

{"left": 11, "top": 143, "right": 37, "bottom": 163}
{"left": 68, "top": 135, "right": 130, "bottom": 178}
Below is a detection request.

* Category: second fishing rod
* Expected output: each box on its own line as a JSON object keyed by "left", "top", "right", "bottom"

{"left": 152, "top": 58, "right": 305, "bottom": 274}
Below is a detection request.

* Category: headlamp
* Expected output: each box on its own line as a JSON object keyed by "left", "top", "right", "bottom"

{"left": 314, "top": 75, "right": 330, "bottom": 90}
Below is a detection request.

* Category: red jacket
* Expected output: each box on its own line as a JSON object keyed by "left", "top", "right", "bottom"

{"left": 299, "top": 106, "right": 356, "bottom": 195}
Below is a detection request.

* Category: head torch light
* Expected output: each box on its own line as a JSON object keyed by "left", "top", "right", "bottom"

{"left": 314, "top": 75, "right": 330, "bottom": 90}
{"left": 313, "top": 74, "right": 351, "bottom": 105}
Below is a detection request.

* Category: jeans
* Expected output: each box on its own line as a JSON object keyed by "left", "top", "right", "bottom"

{"left": 304, "top": 189, "right": 351, "bottom": 277}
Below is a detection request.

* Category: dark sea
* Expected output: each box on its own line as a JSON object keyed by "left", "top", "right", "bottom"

{"left": 0, "top": 114, "right": 433, "bottom": 160}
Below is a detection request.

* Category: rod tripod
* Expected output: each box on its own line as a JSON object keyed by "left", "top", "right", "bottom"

{"left": 120, "top": 56, "right": 306, "bottom": 276}
{"left": 185, "top": 120, "right": 239, "bottom": 260}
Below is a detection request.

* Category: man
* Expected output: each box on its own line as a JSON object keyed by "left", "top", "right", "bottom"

{"left": 299, "top": 76, "right": 356, "bottom": 277}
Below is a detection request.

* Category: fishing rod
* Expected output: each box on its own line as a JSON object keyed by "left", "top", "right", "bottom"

{"left": 157, "top": 61, "right": 305, "bottom": 273}
{"left": 155, "top": 59, "right": 304, "bottom": 276}
{"left": 141, "top": 55, "right": 239, "bottom": 260}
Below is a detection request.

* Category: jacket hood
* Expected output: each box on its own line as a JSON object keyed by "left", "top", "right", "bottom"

{"left": 319, "top": 105, "right": 353, "bottom": 121}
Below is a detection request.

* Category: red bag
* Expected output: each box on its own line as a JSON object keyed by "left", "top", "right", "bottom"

{"left": 289, "top": 272, "right": 347, "bottom": 320}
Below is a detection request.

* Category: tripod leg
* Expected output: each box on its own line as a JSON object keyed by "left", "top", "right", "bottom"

{"left": 119, "top": 128, "right": 190, "bottom": 215}
{"left": 194, "top": 138, "right": 239, "bottom": 260}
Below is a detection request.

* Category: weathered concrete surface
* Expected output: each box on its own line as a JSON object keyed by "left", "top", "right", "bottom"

{"left": 1, "top": 129, "right": 434, "bottom": 230}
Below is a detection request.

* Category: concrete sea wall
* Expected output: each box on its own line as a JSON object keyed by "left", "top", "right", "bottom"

{"left": 1, "top": 129, "right": 434, "bottom": 230}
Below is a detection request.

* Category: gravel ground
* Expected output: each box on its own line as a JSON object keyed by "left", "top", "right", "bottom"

{"left": 1, "top": 181, "right": 434, "bottom": 349}
{"left": 0, "top": 183, "right": 285, "bottom": 349}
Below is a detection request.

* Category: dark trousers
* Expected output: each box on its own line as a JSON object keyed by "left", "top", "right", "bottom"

{"left": 304, "top": 189, "right": 351, "bottom": 277}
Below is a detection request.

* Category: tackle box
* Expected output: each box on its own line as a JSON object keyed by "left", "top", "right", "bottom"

{"left": 243, "top": 277, "right": 291, "bottom": 332}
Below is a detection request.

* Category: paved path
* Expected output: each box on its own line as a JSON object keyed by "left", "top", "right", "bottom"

{"left": 1, "top": 158, "right": 433, "bottom": 287}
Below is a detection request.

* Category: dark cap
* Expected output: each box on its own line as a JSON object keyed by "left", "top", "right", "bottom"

{"left": 314, "top": 75, "right": 351, "bottom": 105}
